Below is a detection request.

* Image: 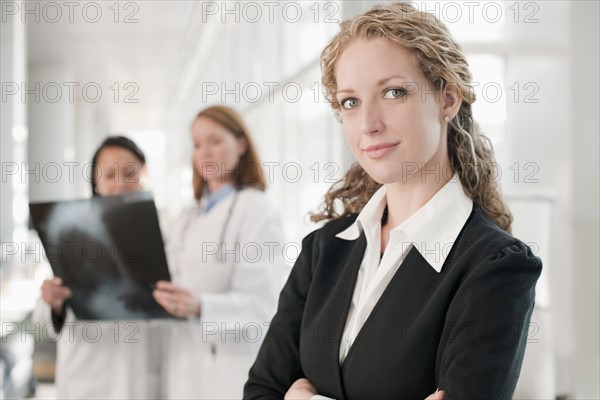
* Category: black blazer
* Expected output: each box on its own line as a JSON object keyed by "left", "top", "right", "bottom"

{"left": 244, "top": 206, "right": 542, "bottom": 400}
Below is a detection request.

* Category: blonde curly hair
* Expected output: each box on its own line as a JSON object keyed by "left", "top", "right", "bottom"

{"left": 312, "top": 2, "right": 512, "bottom": 233}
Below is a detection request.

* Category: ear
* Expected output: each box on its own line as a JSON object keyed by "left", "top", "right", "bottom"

{"left": 236, "top": 137, "right": 248, "bottom": 158}
{"left": 139, "top": 165, "right": 149, "bottom": 189}
{"left": 442, "top": 83, "right": 462, "bottom": 119}
{"left": 140, "top": 164, "right": 149, "bottom": 179}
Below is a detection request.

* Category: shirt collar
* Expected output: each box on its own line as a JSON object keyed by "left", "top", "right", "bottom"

{"left": 335, "top": 185, "right": 386, "bottom": 241}
{"left": 200, "top": 184, "right": 236, "bottom": 213}
{"left": 336, "top": 175, "right": 473, "bottom": 272}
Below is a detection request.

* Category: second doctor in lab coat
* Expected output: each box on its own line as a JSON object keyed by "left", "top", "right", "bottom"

{"left": 153, "top": 105, "right": 284, "bottom": 399}
{"left": 32, "top": 136, "right": 158, "bottom": 399}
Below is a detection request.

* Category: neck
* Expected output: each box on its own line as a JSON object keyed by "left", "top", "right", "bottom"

{"left": 206, "top": 180, "right": 231, "bottom": 193}
{"left": 383, "top": 164, "right": 453, "bottom": 229}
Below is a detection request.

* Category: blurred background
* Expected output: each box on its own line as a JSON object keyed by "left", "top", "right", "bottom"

{"left": 1, "top": 1, "right": 598, "bottom": 399}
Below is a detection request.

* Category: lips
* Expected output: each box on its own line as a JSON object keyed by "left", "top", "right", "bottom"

{"left": 363, "top": 142, "right": 400, "bottom": 159}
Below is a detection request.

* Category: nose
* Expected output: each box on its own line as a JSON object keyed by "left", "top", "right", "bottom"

{"left": 107, "top": 181, "right": 125, "bottom": 195}
{"left": 359, "top": 101, "right": 384, "bottom": 136}
{"left": 198, "top": 144, "right": 212, "bottom": 159}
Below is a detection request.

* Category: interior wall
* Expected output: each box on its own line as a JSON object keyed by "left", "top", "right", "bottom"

{"left": 570, "top": 1, "right": 600, "bottom": 398}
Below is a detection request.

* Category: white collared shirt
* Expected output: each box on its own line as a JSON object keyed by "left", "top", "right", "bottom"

{"left": 335, "top": 175, "right": 473, "bottom": 365}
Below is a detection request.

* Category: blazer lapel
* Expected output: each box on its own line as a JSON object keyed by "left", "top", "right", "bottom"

{"left": 339, "top": 247, "right": 440, "bottom": 386}
{"left": 301, "top": 232, "right": 367, "bottom": 400}
{"left": 331, "top": 233, "right": 367, "bottom": 398}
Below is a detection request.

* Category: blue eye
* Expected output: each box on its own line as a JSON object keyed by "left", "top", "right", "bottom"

{"left": 384, "top": 88, "right": 406, "bottom": 99}
{"left": 341, "top": 98, "right": 359, "bottom": 109}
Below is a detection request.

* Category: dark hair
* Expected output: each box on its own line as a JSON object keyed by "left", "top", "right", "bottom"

{"left": 90, "top": 135, "right": 146, "bottom": 196}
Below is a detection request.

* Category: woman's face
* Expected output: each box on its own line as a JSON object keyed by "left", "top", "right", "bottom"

{"left": 94, "top": 146, "right": 145, "bottom": 196}
{"left": 192, "top": 116, "right": 246, "bottom": 190}
{"left": 335, "top": 38, "right": 456, "bottom": 186}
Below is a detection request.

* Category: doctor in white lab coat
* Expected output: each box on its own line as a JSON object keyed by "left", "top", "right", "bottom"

{"left": 32, "top": 136, "right": 160, "bottom": 399}
{"left": 31, "top": 304, "right": 155, "bottom": 398}
{"left": 153, "top": 105, "right": 284, "bottom": 399}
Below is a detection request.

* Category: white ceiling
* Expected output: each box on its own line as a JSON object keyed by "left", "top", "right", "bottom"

{"left": 27, "top": 1, "right": 195, "bottom": 130}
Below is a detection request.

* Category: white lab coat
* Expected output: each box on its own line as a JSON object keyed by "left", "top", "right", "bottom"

{"left": 31, "top": 301, "right": 161, "bottom": 399}
{"left": 161, "top": 187, "right": 284, "bottom": 399}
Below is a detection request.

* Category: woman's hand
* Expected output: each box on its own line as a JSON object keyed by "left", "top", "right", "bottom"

{"left": 425, "top": 388, "right": 445, "bottom": 400}
{"left": 284, "top": 378, "right": 317, "bottom": 400}
{"left": 41, "top": 277, "right": 72, "bottom": 315}
{"left": 153, "top": 280, "right": 201, "bottom": 318}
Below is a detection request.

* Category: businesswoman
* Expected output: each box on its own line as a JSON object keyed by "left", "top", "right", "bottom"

{"left": 33, "top": 136, "right": 155, "bottom": 399}
{"left": 244, "top": 3, "right": 542, "bottom": 400}
{"left": 152, "top": 105, "right": 284, "bottom": 399}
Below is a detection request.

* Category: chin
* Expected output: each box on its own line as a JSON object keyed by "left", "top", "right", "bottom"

{"left": 362, "top": 167, "right": 400, "bottom": 186}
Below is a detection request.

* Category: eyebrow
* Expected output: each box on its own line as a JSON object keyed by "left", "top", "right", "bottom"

{"left": 337, "top": 75, "right": 409, "bottom": 95}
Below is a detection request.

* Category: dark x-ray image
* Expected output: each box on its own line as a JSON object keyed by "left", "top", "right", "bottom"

{"left": 30, "top": 192, "right": 174, "bottom": 320}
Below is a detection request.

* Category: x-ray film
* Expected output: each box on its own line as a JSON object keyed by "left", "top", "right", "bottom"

{"left": 29, "top": 192, "right": 174, "bottom": 320}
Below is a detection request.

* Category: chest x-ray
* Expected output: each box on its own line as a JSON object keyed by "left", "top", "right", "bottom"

{"left": 29, "top": 192, "right": 173, "bottom": 320}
